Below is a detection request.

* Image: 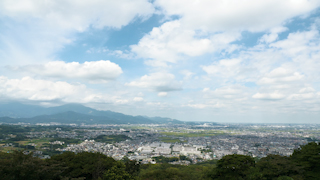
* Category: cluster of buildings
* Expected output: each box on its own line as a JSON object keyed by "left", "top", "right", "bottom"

{"left": 55, "top": 127, "right": 311, "bottom": 164}
{"left": 2, "top": 123, "right": 319, "bottom": 164}
{"left": 57, "top": 140, "right": 208, "bottom": 164}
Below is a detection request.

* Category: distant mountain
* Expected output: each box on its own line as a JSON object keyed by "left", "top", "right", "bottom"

{"left": 0, "top": 111, "right": 154, "bottom": 124}
{"left": 45, "top": 103, "right": 98, "bottom": 115}
{"left": 0, "top": 102, "right": 47, "bottom": 118}
{"left": 0, "top": 102, "right": 186, "bottom": 125}
{"left": 146, "top": 116, "right": 185, "bottom": 124}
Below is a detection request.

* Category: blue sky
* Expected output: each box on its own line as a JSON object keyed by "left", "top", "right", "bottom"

{"left": 1, "top": 0, "right": 320, "bottom": 123}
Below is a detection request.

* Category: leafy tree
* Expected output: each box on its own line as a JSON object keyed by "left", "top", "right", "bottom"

{"left": 139, "top": 163, "right": 211, "bottom": 180}
{"left": 49, "top": 151, "right": 115, "bottom": 179}
{"left": 152, "top": 155, "right": 179, "bottom": 163}
{"left": 254, "top": 154, "right": 302, "bottom": 180}
{"left": 0, "top": 151, "right": 61, "bottom": 180}
{"left": 277, "top": 176, "right": 294, "bottom": 180}
{"left": 94, "top": 135, "right": 131, "bottom": 143}
{"left": 179, "top": 155, "right": 187, "bottom": 160}
{"left": 140, "top": 165, "right": 188, "bottom": 180}
{"left": 124, "top": 160, "right": 141, "bottom": 177}
{"left": 291, "top": 142, "right": 320, "bottom": 179}
{"left": 104, "top": 161, "right": 136, "bottom": 180}
{"left": 209, "top": 154, "right": 255, "bottom": 180}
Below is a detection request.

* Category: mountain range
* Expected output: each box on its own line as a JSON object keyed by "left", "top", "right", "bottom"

{"left": 0, "top": 102, "right": 185, "bottom": 125}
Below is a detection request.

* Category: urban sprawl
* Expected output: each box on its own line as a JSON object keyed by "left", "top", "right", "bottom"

{"left": 2, "top": 123, "right": 320, "bottom": 165}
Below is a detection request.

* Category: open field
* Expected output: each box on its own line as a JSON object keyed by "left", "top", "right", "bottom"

{"left": 159, "top": 137, "right": 186, "bottom": 143}
{"left": 160, "top": 130, "right": 225, "bottom": 137}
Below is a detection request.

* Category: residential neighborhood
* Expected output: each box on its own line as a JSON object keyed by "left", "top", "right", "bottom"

{"left": 3, "top": 123, "right": 314, "bottom": 164}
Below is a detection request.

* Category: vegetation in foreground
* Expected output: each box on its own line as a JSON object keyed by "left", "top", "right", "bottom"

{"left": 0, "top": 142, "right": 319, "bottom": 180}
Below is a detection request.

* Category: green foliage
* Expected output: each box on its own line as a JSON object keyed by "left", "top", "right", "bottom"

{"left": 52, "top": 137, "right": 82, "bottom": 145}
{"left": 291, "top": 142, "right": 320, "bottom": 179}
{"left": 8, "top": 134, "right": 28, "bottom": 141}
{"left": 277, "top": 176, "right": 294, "bottom": 180}
{"left": 195, "top": 159, "right": 217, "bottom": 166}
{"left": 209, "top": 154, "right": 255, "bottom": 180}
{"left": 0, "top": 124, "right": 69, "bottom": 136}
{"left": 206, "top": 142, "right": 320, "bottom": 180}
{"left": 49, "top": 151, "right": 116, "bottom": 180}
{"left": 104, "top": 161, "right": 136, "bottom": 180}
{"left": 124, "top": 160, "right": 141, "bottom": 177}
{"left": 152, "top": 155, "right": 179, "bottom": 163}
{"left": 254, "top": 154, "right": 302, "bottom": 180}
{"left": 94, "top": 135, "right": 130, "bottom": 143}
{"left": 200, "top": 148, "right": 212, "bottom": 153}
{"left": 139, "top": 163, "right": 211, "bottom": 180}
{"left": 0, "top": 125, "right": 31, "bottom": 134}
{"left": 0, "top": 150, "right": 141, "bottom": 180}
{"left": 0, "top": 151, "right": 62, "bottom": 180}
{"left": 179, "top": 155, "right": 192, "bottom": 162}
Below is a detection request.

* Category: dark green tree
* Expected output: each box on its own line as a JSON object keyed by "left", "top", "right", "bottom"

{"left": 276, "top": 176, "right": 294, "bottom": 180}
{"left": 49, "top": 151, "right": 115, "bottom": 179}
{"left": 209, "top": 154, "right": 255, "bottom": 180}
{"left": 254, "top": 154, "right": 302, "bottom": 180}
{"left": 291, "top": 142, "right": 320, "bottom": 179}
{"left": 124, "top": 160, "right": 140, "bottom": 177}
{"left": 0, "top": 151, "right": 61, "bottom": 180}
{"left": 140, "top": 164, "right": 189, "bottom": 180}
{"left": 104, "top": 161, "right": 136, "bottom": 180}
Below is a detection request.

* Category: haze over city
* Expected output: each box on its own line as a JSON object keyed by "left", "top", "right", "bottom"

{"left": 1, "top": 0, "right": 320, "bottom": 123}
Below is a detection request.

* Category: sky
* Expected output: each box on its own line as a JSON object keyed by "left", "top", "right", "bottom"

{"left": 1, "top": 0, "right": 320, "bottom": 123}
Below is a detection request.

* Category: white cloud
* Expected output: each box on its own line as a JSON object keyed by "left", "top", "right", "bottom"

{"left": 259, "top": 26, "right": 288, "bottom": 43}
{"left": 14, "top": 60, "right": 123, "bottom": 82}
{"left": 180, "top": 70, "right": 194, "bottom": 80}
{"left": 115, "top": 99, "right": 129, "bottom": 104}
{"left": 126, "top": 72, "right": 182, "bottom": 92}
{"left": 155, "top": 0, "right": 320, "bottom": 32}
{"left": 287, "top": 92, "right": 315, "bottom": 100}
{"left": 0, "top": 76, "right": 86, "bottom": 101}
{"left": 0, "top": 0, "right": 154, "bottom": 65}
{"left": 133, "top": 97, "right": 144, "bottom": 102}
{"left": 186, "top": 103, "right": 207, "bottom": 109}
{"left": 131, "top": 21, "right": 205, "bottom": 64}
{"left": 158, "top": 92, "right": 167, "bottom": 97}
{"left": 130, "top": 21, "right": 240, "bottom": 67}
{"left": 202, "top": 58, "right": 244, "bottom": 81}
{"left": 299, "top": 87, "right": 315, "bottom": 93}
{"left": 257, "top": 67, "right": 304, "bottom": 85}
{"left": 267, "top": 28, "right": 320, "bottom": 82}
{"left": 108, "top": 50, "right": 135, "bottom": 59}
{"left": 0, "top": 0, "right": 154, "bottom": 30}
{"left": 186, "top": 102, "right": 225, "bottom": 109}
{"left": 252, "top": 92, "right": 285, "bottom": 100}
{"left": 179, "top": 86, "right": 251, "bottom": 112}
{"left": 203, "top": 85, "right": 250, "bottom": 101}
{"left": 252, "top": 67, "right": 318, "bottom": 103}
{"left": 270, "top": 29, "right": 320, "bottom": 57}
{"left": 0, "top": 76, "right": 133, "bottom": 106}
{"left": 195, "top": 21, "right": 320, "bottom": 117}
{"left": 202, "top": 88, "right": 210, "bottom": 92}
{"left": 126, "top": 0, "right": 320, "bottom": 70}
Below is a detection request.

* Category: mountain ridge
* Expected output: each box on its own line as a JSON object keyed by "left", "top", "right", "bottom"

{"left": 0, "top": 102, "right": 185, "bottom": 125}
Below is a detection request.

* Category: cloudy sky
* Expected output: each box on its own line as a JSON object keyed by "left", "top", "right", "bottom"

{"left": 1, "top": 0, "right": 320, "bottom": 123}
